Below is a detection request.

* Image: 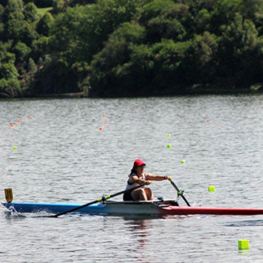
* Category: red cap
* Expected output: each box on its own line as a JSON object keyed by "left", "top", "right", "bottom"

{"left": 133, "top": 159, "right": 146, "bottom": 167}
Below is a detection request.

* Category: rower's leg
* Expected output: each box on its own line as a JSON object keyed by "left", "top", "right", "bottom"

{"left": 144, "top": 188, "right": 154, "bottom": 200}
{"left": 131, "top": 188, "right": 148, "bottom": 200}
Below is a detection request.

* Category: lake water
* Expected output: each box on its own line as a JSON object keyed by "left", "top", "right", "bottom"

{"left": 1, "top": 95, "right": 263, "bottom": 262}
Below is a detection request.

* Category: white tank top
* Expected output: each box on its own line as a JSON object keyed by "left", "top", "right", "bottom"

{"left": 125, "top": 173, "right": 146, "bottom": 190}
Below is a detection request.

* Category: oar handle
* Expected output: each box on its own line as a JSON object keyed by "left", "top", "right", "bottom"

{"left": 170, "top": 180, "right": 191, "bottom": 207}
{"left": 52, "top": 185, "right": 142, "bottom": 218}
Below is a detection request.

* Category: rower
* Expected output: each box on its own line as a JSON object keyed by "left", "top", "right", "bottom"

{"left": 123, "top": 159, "right": 171, "bottom": 201}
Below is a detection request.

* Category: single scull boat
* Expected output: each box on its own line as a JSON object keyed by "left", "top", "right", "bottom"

{"left": 3, "top": 200, "right": 263, "bottom": 216}
{"left": 3, "top": 187, "right": 263, "bottom": 216}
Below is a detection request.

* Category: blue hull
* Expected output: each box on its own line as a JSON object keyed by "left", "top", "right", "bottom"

{"left": 2, "top": 201, "right": 164, "bottom": 215}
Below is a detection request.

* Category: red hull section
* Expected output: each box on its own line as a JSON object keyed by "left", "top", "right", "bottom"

{"left": 161, "top": 206, "right": 263, "bottom": 215}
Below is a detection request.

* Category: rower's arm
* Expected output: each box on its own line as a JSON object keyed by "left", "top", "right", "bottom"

{"left": 145, "top": 173, "right": 171, "bottom": 181}
{"left": 130, "top": 175, "right": 151, "bottom": 185}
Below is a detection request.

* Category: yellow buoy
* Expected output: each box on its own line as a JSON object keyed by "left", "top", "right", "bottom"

{"left": 208, "top": 186, "right": 215, "bottom": 192}
{"left": 238, "top": 240, "right": 249, "bottom": 250}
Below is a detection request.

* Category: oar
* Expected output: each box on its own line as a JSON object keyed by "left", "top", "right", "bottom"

{"left": 169, "top": 180, "right": 191, "bottom": 206}
{"left": 51, "top": 185, "right": 142, "bottom": 218}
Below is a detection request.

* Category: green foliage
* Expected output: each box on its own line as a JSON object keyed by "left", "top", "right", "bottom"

{"left": 50, "top": 0, "right": 150, "bottom": 63}
{"left": 12, "top": 41, "right": 31, "bottom": 62}
{"left": 53, "top": 0, "right": 65, "bottom": 14}
{"left": 2, "top": 0, "right": 263, "bottom": 98}
{"left": 3, "top": 0, "right": 24, "bottom": 22}
{"left": 194, "top": 8, "right": 211, "bottom": 33}
{"left": 5, "top": 78, "right": 21, "bottom": 97}
{"left": 23, "top": 3, "right": 39, "bottom": 22}
{"left": 0, "top": 49, "right": 21, "bottom": 97}
{"left": 6, "top": 19, "right": 38, "bottom": 45}
{"left": 138, "top": 1, "right": 191, "bottom": 41}
{"left": 69, "top": 0, "right": 96, "bottom": 6}
{"left": 28, "top": 57, "right": 37, "bottom": 73}
{"left": 0, "top": 5, "right": 4, "bottom": 22}
{"left": 5, "top": 0, "right": 23, "bottom": 13}
{"left": 33, "top": 36, "right": 50, "bottom": 55}
{"left": 0, "top": 78, "right": 21, "bottom": 97}
{"left": 138, "top": 0, "right": 175, "bottom": 25}
{"left": 23, "top": 0, "right": 53, "bottom": 8}
{"left": 216, "top": 13, "right": 260, "bottom": 86}
{"left": 184, "top": 32, "right": 219, "bottom": 84}
{"left": 0, "top": 78, "right": 8, "bottom": 93}
{"left": 210, "top": 0, "right": 243, "bottom": 33}
{"left": 150, "top": 40, "right": 191, "bottom": 89}
{"left": 147, "top": 16, "right": 186, "bottom": 42}
{"left": 90, "top": 22, "right": 147, "bottom": 96}
{"left": 0, "top": 23, "right": 4, "bottom": 38}
{"left": 0, "top": 60, "right": 19, "bottom": 79}
{"left": 37, "top": 12, "right": 54, "bottom": 36}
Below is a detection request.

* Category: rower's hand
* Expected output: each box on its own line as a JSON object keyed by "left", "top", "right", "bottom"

{"left": 145, "top": 180, "right": 152, "bottom": 185}
{"left": 167, "top": 176, "right": 172, "bottom": 181}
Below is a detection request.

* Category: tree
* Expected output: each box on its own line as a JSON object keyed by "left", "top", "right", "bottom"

{"left": 12, "top": 41, "right": 31, "bottom": 62}
{"left": 90, "top": 22, "right": 147, "bottom": 96}
{"left": 210, "top": 0, "right": 243, "bottom": 34}
{"left": 53, "top": 0, "right": 65, "bottom": 14}
{"left": 32, "top": 36, "right": 50, "bottom": 57}
{"left": 194, "top": 8, "right": 211, "bottom": 33}
{"left": 23, "top": 3, "right": 39, "bottom": 22}
{"left": 0, "top": 60, "right": 19, "bottom": 79}
{"left": 37, "top": 12, "right": 54, "bottom": 36}
{"left": 150, "top": 39, "right": 191, "bottom": 89}
{"left": 147, "top": 16, "right": 186, "bottom": 42}
{"left": 216, "top": 13, "right": 260, "bottom": 87}
{"left": 3, "top": 0, "right": 23, "bottom": 22}
{"left": 184, "top": 32, "right": 219, "bottom": 85}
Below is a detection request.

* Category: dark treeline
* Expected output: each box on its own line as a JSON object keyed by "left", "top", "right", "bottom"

{"left": 1, "top": 0, "right": 263, "bottom": 98}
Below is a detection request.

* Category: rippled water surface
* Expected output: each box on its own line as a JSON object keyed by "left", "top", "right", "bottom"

{"left": 1, "top": 95, "right": 263, "bottom": 262}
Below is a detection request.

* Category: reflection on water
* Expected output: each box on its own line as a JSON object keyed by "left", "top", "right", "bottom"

{"left": 125, "top": 219, "right": 150, "bottom": 252}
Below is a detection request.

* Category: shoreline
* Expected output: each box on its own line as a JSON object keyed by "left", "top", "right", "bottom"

{"left": 1, "top": 87, "right": 263, "bottom": 100}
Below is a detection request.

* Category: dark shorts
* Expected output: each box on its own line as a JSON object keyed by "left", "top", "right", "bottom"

{"left": 123, "top": 192, "right": 134, "bottom": 201}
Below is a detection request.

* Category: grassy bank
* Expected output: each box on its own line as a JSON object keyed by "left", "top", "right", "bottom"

{"left": 37, "top": 7, "right": 53, "bottom": 17}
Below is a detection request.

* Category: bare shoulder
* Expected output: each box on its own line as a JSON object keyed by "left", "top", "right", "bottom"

{"left": 129, "top": 173, "right": 139, "bottom": 183}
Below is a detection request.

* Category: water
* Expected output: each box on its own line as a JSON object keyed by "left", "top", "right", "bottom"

{"left": 1, "top": 95, "right": 263, "bottom": 262}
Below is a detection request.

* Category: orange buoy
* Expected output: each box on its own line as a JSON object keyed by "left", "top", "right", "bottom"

{"left": 99, "top": 127, "right": 103, "bottom": 131}
{"left": 217, "top": 125, "right": 221, "bottom": 129}
{"left": 206, "top": 120, "right": 210, "bottom": 123}
{"left": 17, "top": 119, "right": 21, "bottom": 123}
{"left": 105, "top": 122, "right": 109, "bottom": 125}
{"left": 28, "top": 116, "right": 32, "bottom": 120}
{"left": 10, "top": 123, "right": 14, "bottom": 127}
